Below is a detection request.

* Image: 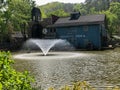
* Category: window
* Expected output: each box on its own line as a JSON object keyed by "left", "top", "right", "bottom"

{"left": 50, "top": 28, "right": 56, "bottom": 33}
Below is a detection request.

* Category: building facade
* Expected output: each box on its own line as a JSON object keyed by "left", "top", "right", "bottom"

{"left": 47, "top": 13, "right": 108, "bottom": 49}
{"left": 28, "top": 9, "right": 108, "bottom": 49}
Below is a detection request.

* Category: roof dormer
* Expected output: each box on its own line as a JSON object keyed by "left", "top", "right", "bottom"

{"left": 70, "top": 12, "right": 81, "bottom": 20}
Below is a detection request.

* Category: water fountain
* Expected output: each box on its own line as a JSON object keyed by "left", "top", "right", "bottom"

{"left": 22, "top": 39, "right": 74, "bottom": 56}
{"left": 14, "top": 39, "right": 82, "bottom": 60}
{"left": 13, "top": 39, "right": 120, "bottom": 90}
{"left": 25, "top": 39, "right": 60, "bottom": 55}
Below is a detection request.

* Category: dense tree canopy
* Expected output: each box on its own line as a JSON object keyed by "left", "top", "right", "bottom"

{"left": 39, "top": 2, "right": 74, "bottom": 18}
{"left": 99, "top": 2, "right": 120, "bottom": 35}
{"left": 0, "top": 0, "right": 34, "bottom": 43}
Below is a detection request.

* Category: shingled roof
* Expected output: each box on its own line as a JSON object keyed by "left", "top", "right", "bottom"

{"left": 48, "top": 14, "right": 105, "bottom": 27}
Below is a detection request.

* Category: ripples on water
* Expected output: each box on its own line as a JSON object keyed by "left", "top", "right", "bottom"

{"left": 13, "top": 48, "right": 120, "bottom": 89}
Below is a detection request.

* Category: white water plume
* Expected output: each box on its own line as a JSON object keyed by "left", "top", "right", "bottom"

{"left": 23, "top": 39, "right": 73, "bottom": 56}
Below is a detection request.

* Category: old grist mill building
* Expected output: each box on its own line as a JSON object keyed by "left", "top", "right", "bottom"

{"left": 28, "top": 7, "right": 108, "bottom": 50}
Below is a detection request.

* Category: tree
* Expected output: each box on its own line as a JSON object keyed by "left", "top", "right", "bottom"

{"left": 84, "top": 0, "right": 110, "bottom": 13}
{"left": 73, "top": 3, "right": 87, "bottom": 15}
{"left": 0, "top": 0, "right": 34, "bottom": 43}
{"left": 46, "top": 9, "right": 69, "bottom": 17}
{"left": 40, "top": 2, "right": 74, "bottom": 17}
{"left": 108, "top": 2, "right": 120, "bottom": 34}
{"left": 102, "top": 11, "right": 118, "bottom": 36}
{"left": 8, "top": 0, "right": 33, "bottom": 31}
{"left": 99, "top": 2, "right": 120, "bottom": 36}
{"left": 0, "top": 0, "right": 10, "bottom": 43}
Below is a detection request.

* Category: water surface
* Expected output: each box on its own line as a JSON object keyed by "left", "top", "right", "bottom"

{"left": 13, "top": 48, "right": 120, "bottom": 89}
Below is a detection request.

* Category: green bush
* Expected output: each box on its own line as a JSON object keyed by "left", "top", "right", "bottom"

{"left": 0, "top": 51, "right": 34, "bottom": 90}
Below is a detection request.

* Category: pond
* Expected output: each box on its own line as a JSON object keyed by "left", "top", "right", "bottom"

{"left": 13, "top": 48, "right": 120, "bottom": 89}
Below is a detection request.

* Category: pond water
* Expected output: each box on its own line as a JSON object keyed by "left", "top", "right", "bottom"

{"left": 13, "top": 48, "right": 120, "bottom": 89}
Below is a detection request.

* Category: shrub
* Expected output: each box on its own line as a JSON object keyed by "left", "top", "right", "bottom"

{"left": 48, "top": 81, "right": 95, "bottom": 90}
{"left": 0, "top": 51, "right": 34, "bottom": 90}
{"left": 48, "top": 81, "right": 120, "bottom": 90}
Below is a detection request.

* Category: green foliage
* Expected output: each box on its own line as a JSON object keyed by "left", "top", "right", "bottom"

{"left": 48, "top": 81, "right": 95, "bottom": 90}
{"left": 100, "top": 10, "right": 118, "bottom": 35}
{"left": 85, "top": 0, "right": 110, "bottom": 13}
{"left": 66, "top": 81, "right": 94, "bottom": 90}
{"left": 39, "top": 2, "right": 73, "bottom": 18}
{"left": 99, "top": 2, "right": 120, "bottom": 35}
{"left": 0, "top": 0, "right": 34, "bottom": 43}
{"left": 46, "top": 9, "right": 69, "bottom": 17}
{"left": 47, "top": 81, "right": 120, "bottom": 90}
{"left": 8, "top": 0, "right": 33, "bottom": 31}
{"left": 109, "top": 2, "right": 120, "bottom": 33}
{"left": 0, "top": 51, "right": 34, "bottom": 90}
{"left": 73, "top": 4, "right": 87, "bottom": 15}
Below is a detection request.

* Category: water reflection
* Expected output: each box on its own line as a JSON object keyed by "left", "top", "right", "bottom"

{"left": 13, "top": 48, "right": 120, "bottom": 89}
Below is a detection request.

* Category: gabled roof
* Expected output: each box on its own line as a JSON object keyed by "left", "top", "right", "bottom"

{"left": 28, "top": 18, "right": 53, "bottom": 28}
{"left": 41, "top": 18, "right": 52, "bottom": 27}
{"left": 48, "top": 14, "right": 105, "bottom": 27}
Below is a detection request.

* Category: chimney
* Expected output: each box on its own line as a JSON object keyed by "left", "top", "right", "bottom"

{"left": 70, "top": 12, "right": 81, "bottom": 20}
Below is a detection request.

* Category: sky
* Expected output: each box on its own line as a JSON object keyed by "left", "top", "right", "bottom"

{"left": 34, "top": 0, "right": 85, "bottom": 6}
